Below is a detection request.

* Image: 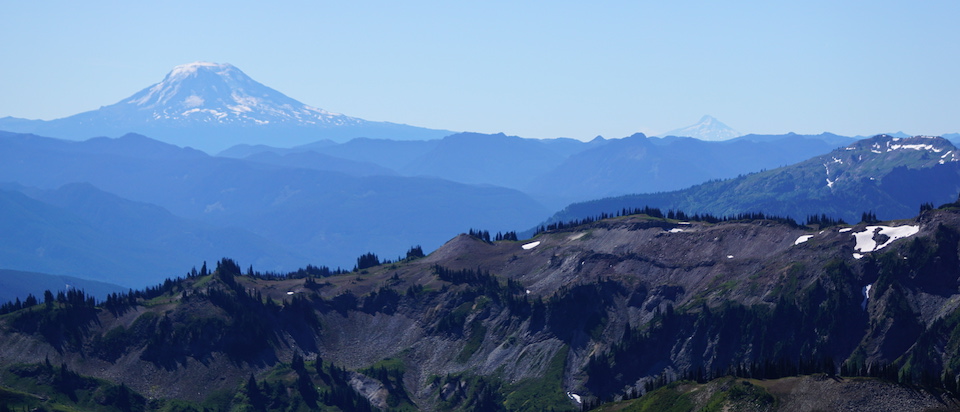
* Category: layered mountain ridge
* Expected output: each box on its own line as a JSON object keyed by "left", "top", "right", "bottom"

{"left": 0, "top": 131, "right": 548, "bottom": 285}
{"left": 550, "top": 134, "right": 960, "bottom": 225}
{"left": 3, "top": 204, "right": 960, "bottom": 410}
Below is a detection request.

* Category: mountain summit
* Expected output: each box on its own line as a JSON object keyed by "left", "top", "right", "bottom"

{"left": 117, "top": 62, "right": 360, "bottom": 128}
{"left": 0, "top": 62, "right": 452, "bottom": 152}
{"left": 660, "top": 115, "right": 742, "bottom": 141}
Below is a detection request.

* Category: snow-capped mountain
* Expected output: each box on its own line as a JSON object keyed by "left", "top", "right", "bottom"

{"left": 116, "top": 62, "right": 361, "bottom": 127}
{"left": 0, "top": 62, "right": 452, "bottom": 152}
{"left": 659, "top": 115, "right": 742, "bottom": 141}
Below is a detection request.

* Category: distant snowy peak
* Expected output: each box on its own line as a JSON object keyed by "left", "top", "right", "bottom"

{"left": 660, "top": 115, "right": 742, "bottom": 141}
{"left": 817, "top": 135, "right": 958, "bottom": 190}
{"left": 113, "top": 62, "right": 363, "bottom": 127}
{"left": 844, "top": 134, "right": 957, "bottom": 158}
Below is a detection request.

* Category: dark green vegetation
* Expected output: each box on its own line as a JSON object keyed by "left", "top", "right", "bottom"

{"left": 5, "top": 204, "right": 960, "bottom": 410}
{"left": 586, "top": 374, "right": 958, "bottom": 412}
{"left": 0, "top": 362, "right": 148, "bottom": 412}
{"left": 550, "top": 135, "right": 960, "bottom": 226}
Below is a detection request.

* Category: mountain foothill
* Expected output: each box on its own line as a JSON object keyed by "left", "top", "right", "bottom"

{"left": 3, "top": 62, "right": 960, "bottom": 411}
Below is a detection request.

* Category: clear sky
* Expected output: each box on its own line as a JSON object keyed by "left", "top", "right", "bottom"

{"left": 1, "top": 1, "right": 958, "bottom": 140}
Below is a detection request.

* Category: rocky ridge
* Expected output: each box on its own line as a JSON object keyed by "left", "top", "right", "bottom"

{"left": 4, "top": 205, "right": 960, "bottom": 410}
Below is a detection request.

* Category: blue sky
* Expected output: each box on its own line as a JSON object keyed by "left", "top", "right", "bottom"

{"left": 1, "top": 1, "right": 958, "bottom": 140}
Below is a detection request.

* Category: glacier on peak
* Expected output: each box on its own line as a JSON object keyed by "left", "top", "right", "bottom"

{"left": 0, "top": 61, "right": 455, "bottom": 152}
{"left": 167, "top": 61, "right": 231, "bottom": 78}
{"left": 112, "top": 61, "right": 364, "bottom": 128}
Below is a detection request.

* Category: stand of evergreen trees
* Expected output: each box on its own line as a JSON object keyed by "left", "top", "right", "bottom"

{"left": 536, "top": 206, "right": 802, "bottom": 236}
{"left": 467, "top": 229, "right": 519, "bottom": 243}
{"left": 805, "top": 213, "right": 847, "bottom": 227}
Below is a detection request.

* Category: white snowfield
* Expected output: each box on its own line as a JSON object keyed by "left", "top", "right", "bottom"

{"left": 566, "top": 392, "right": 582, "bottom": 404}
{"left": 863, "top": 137, "right": 959, "bottom": 161}
{"left": 669, "top": 228, "right": 684, "bottom": 233}
{"left": 794, "top": 235, "right": 814, "bottom": 245}
{"left": 861, "top": 284, "right": 873, "bottom": 310}
{"left": 127, "top": 61, "right": 359, "bottom": 127}
{"left": 851, "top": 225, "right": 920, "bottom": 258}
{"left": 522, "top": 241, "right": 541, "bottom": 250}
{"left": 890, "top": 143, "right": 942, "bottom": 152}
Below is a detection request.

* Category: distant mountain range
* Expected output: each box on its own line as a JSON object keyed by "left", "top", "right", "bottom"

{"left": 1, "top": 60, "right": 955, "bottom": 155}
{"left": 3, "top": 127, "right": 957, "bottom": 289}
{"left": 658, "top": 115, "right": 742, "bottom": 141}
{"left": 0, "top": 131, "right": 548, "bottom": 286}
{"left": 3, "top": 62, "right": 960, "bottom": 292}
{"left": 0, "top": 62, "right": 453, "bottom": 152}
{"left": 220, "top": 131, "right": 857, "bottom": 209}
{"left": 548, "top": 135, "right": 960, "bottom": 225}
{"left": 0, "top": 181, "right": 304, "bottom": 287}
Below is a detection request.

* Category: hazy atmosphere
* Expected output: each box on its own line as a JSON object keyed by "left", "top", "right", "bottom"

{"left": 7, "top": 2, "right": 960, "bottom": 411}
{"left": 2, "top": 1, "right": 958, "bottom": 139}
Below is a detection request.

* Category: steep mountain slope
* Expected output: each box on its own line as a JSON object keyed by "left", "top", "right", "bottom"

{"left": 0, "top": 131, "right": 548, "bottom": 274}
{"left": 4, "top": 206, "right": 960, "bottom": 410}
{"left": 550, "top": 135, "right": 960, "bottom": 225}
{"left": 526, "top": 133, "right": 852, "bottom": 208}
{"left": 0, "top": 62, "right": 453, "bottom": 152}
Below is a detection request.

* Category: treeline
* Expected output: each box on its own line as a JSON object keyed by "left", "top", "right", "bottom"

{"left": 467, "top": 228, "right": 518, "bottom": 243}
{"left": 536, "top": 206, "right": 805, "bottom": 235}
{"left": 3, "top": 288, "right": 100, "bottom": 350}
{"left": 134, "top": 259, "right": 321, "bottom": 365}
{"left": 0, "top": 288, "right": 96, "bottom": 315}
{"left": 0, "top": 244, "right": 431, "bottom": 318}
{"left": 806, "top": 213, "right": 847, "bottom": 227}
{"left": 354, "top": 245, "right": 428, "bottom": 271}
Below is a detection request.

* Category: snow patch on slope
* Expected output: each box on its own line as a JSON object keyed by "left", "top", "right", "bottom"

{"left": 851, "top": 225, "right": 920, "bottom": 258}
{"left": 861, "top": 284, "right": 872, "bottom": 310}
{"left": 522, "top": 241, "right": 541, "bottom": 250}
